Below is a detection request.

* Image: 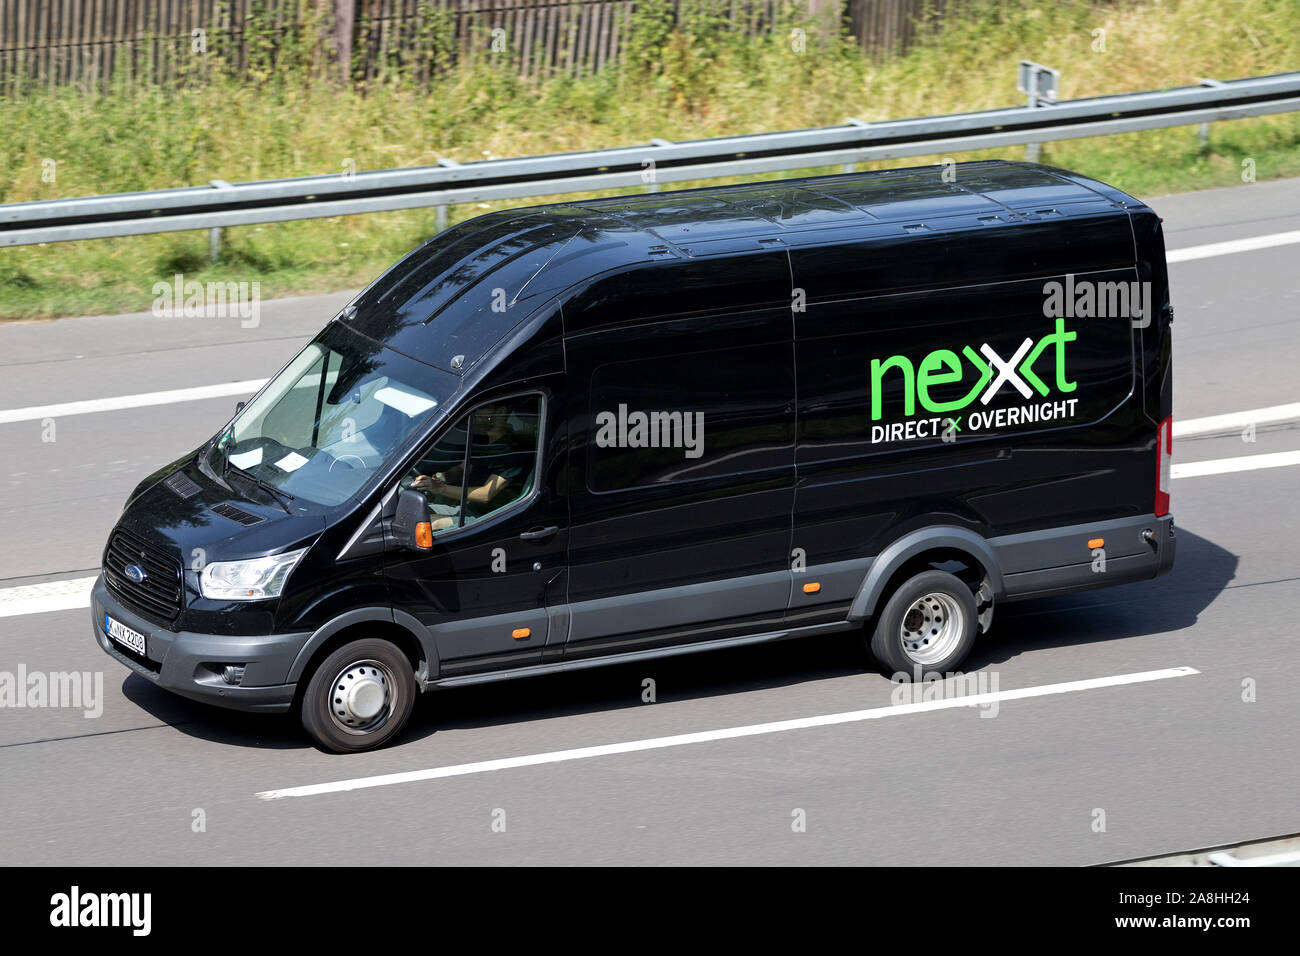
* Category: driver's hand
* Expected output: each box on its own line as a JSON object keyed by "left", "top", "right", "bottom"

{"left": 411, "top": 474, "right": 442, "bottom": 493}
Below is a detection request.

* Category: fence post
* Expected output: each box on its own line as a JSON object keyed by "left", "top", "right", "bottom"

{"left": 331, "top": 0, "right": 357, "bottom": 85}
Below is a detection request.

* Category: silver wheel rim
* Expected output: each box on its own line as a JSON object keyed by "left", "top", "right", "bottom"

{"left": 327, "top": 659, "right": 396, "bottom": 735}
{"left": 900, "top": 592, "right": 964, "bottom": 666}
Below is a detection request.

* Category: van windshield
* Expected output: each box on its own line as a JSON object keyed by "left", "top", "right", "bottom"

{"left": 208, "top": 322, "right": 456, "bottom": 507}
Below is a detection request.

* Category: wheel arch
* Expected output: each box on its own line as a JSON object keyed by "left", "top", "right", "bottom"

{"left": 848, "top": 526, "right": 1004, "bottom": 623}
{"left": 286, "top": 607, "right": 436, "bottom": 688}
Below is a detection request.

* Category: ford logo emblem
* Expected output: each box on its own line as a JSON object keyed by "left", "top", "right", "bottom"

{"left": 124, "top": 564, "right": 147, "bottom": 584}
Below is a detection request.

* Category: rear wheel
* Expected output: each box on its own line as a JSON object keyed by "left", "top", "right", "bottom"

{"left": 869, "top": 570, "right": 978, "bottom": 680}
{"left": 300, "top": 638, "right": 417, "bottom": 753}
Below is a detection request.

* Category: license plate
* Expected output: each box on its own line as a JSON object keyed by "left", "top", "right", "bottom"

{"left": 105, "top": 614, "right": 147, "bottom": 656}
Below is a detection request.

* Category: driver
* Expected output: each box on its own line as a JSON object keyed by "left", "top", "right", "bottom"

{"left": 411, "top": 403, "right": 534, "bottom": 531}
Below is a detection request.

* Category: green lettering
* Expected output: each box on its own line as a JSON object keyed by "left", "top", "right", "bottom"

{"left": 871, "top": 320, "right": 1070, "bottom": 423}
{"left": 958, "top": 346, "right": 992, "bottom": 406}
{"left": 1052, "top": 317, "right": 1078, "bottom": 393}
{"left": 1019, "top": 317, "right": 1078, "bottom": 395}
{"left": 1018, "top": 337, "right": 1053, "bottom": 397}
{"left": 870, "top": 355, "right": 914, "bottom": 421}
{"left": 917, "top": 349, "right": 966, "bottom": 413}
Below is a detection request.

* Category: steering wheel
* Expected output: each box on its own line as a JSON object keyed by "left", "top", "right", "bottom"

{"left": 328, "top": 454, "right": 367, "bottom": 473}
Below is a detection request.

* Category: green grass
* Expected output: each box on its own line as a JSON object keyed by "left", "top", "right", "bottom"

{"left": 2, "top": 0, "right": 1298, "bottom": 320}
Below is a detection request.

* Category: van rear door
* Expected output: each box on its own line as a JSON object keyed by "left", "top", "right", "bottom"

{"left": 785, "top": 206, "right": 1147, "bottom": 620}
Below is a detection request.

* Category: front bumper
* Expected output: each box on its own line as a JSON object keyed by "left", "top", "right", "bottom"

{"left": 91, "top": 576, "right": 308, "bottom": 713}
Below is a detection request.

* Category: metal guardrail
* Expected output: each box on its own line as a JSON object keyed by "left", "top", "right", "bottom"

{"left": 3, "top": 70, "right": 1299, "bottom": 248}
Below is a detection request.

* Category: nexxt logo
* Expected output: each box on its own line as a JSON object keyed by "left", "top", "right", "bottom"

{"left": 870, "top": 318, "right": 1077, "bottom": 421}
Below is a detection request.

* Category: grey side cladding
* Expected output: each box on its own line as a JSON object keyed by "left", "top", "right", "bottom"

{"left": 566, "top": 569, "right": 793, "bottom": 642}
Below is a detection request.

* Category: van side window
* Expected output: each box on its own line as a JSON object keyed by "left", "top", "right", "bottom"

{"left": 401, "top": 395, "right": 542, "bottom": 532}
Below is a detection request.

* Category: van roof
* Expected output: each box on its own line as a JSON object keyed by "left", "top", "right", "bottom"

{"left": 558, "top": 159, "right": 1137, "bottom": 245}
{"left": 341, "top": 161, "right": 1140, "bottom": 372}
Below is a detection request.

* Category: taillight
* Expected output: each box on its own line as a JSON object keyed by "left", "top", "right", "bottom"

{"left": 1155, "top": 415, "right": 1172, "bottom": 516}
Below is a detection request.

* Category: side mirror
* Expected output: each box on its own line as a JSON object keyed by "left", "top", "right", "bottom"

{"left": 392, "top": 488, "right": 434, "bottom": 551}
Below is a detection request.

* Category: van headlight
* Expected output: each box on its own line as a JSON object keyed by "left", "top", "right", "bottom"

{"left": 199, "top": 549, "right": 307, "bottom": 601}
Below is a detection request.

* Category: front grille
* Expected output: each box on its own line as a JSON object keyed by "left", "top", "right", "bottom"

{"left": 103, "top": 527, "right": 183, "bottom": 624}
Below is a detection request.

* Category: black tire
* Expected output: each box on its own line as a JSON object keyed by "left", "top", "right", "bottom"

{"left": 869, "top": 570, "right": 978, "bottom": 681}
{"left": 300, "top": 638, "right": 417, "bottom": 753}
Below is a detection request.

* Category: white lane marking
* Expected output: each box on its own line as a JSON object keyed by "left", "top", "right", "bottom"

{"left": 0, "top": 379, "right": 266, "bottom": 425}
{"left": 256, "top": 666, "right": 1199, "bottom": 800}
{"left": 1172, "top": 449, "right": 1300, "bottom": 479}
{"left": 1177, "top": 403, "right": 1300, "bottom": 438}
{"left": 1167, "top": 229, "right": 1300, "bottom": 263}
{"left": 1207, "top": 848, "right": 1300, "bottom": 867}
{"left": 0, "top": 576, "right": 96, "bottom": 618}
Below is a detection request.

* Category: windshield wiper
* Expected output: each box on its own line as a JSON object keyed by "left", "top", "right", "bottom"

{"left": 214, "top": 425, "right": 292, "bottom": 514}
{"left": 227, "top": 463, "right": 295, "bottom": 515}
{"left": 219, "top": 426, "right": 235, "bottom": 482}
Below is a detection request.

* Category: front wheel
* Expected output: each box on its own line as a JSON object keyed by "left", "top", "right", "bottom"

{"left": 300, "top": 638, "right": 417, "bottom": 753}
{"left": 869, "top": 570, "right": 978, "bottom": 680}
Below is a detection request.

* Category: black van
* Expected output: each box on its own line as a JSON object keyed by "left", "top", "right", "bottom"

{"left": 93, "top": 160, "right": 1175, "bottom": 752}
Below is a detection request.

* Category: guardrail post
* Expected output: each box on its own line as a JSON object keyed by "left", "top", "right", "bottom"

{"left": 1018, "top": 61, "right": 1059, "bottom": 163}
{"left": 208, "top": 180, "right": 232, "bottom": 262}
{"left": 646, "top": 139, "right": 673, "bottom": 193}
{"left": 434, "top": 158, "right": 461, "bottom": 233}
{"left": 843, "top": 119, "right": 869, "bottom": 174}
{"left": 1198, "top": 78, "right": 1227, "bottom": 146}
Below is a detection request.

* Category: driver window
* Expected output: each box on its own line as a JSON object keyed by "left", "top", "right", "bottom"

{"left": 401, "top": 395, "right": 542, "bottom": 533}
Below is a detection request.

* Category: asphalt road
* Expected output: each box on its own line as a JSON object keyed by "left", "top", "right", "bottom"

{"left": 1, "top": 176, "right": 1298, "bottom": 865}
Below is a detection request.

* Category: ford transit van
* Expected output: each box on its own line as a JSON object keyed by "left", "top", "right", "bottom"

{"left": 94, "top": 160, "right": 1176, "bottom": 752}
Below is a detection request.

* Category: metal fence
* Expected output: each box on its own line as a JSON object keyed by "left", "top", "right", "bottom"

{"left": 3, "top": 69, "right": 1297, "bottom": 248}
{"left": 0, "top": 0, "right": 955, "bottom": 90}
{"left": 351, "top": 0, "right": 640, "bottom": 81}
